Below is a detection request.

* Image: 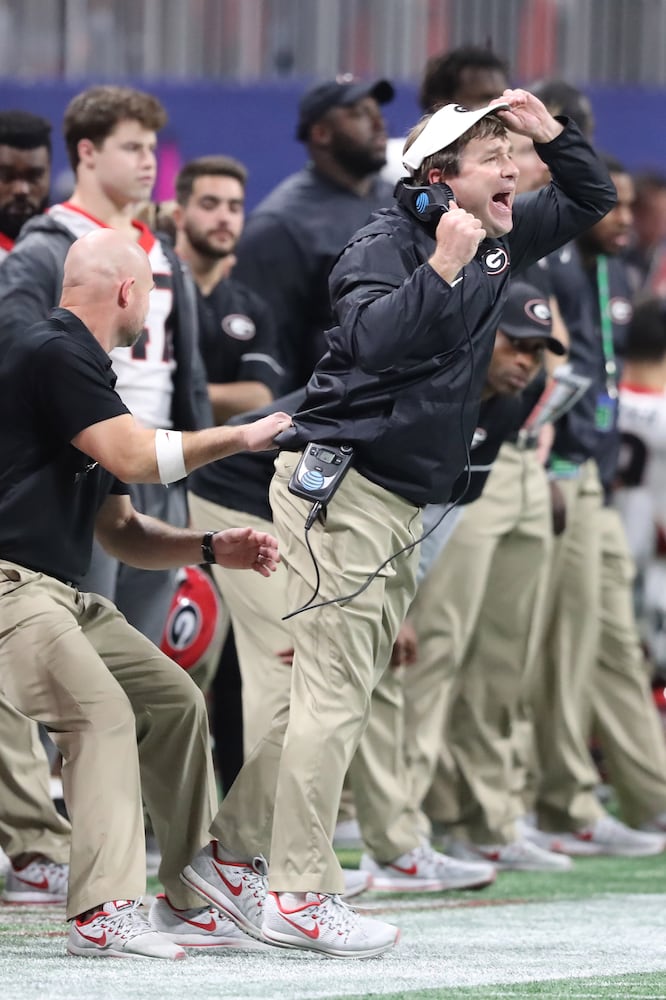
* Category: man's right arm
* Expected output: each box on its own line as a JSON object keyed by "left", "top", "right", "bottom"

{"left": 72, "top": 411, "right": 291, "bottom": 484}
{"left": 0, "top": 233, "right": 65, "bottom": 342}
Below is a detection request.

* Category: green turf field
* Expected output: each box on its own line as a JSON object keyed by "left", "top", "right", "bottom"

{"left": 2, "top": 852, "right": 666, "bottom": 1000}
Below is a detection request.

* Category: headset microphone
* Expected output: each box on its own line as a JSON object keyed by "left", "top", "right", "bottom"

{"left": 393, "top": 179, "right": 455, "bottom": 236}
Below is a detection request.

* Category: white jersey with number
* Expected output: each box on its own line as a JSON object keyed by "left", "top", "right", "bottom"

{"left": 616, "top": 383, "right": 666, "bottom": 567}
{"left": 48, "top": 202, "right": 177, "bottom": 428}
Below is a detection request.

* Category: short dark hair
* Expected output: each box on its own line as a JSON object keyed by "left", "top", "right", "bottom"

{"left": 63, "top": 85, "right": 167, "bottom": 170}
{"left": 0, "top": 110, "right": 52, "bottom": 155}
{"left": 529, "top": 79, "right": 594, "bottom": 138}
{"left": 600, "top": 152, "right": 627, "bottom": 177}
{"left": 404, "top": 113, "right": 507, "bottom": 185}
{"left": 633, "top": 171, "right": 666, "bottom": 207}
{"left": 175, "top": 155, "right": 248, "bottom": 206}
{"left": 624, "top": 297, "right": 666, "bottom": 363}
{"left": 419, "top": 45, "right": 509, "bottom": 112}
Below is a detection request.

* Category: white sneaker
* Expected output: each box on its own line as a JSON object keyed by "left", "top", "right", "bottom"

{"left": 448, "top": 837, "right": 573, "bottom": 872}
{"left": 0, "top": 846, "right": 12, "bottom": 877}
{"left": 262, "top": 891, "right": 399, "bottom": 957}
{"left": 180, "top": 841, "right": 267, "bottom": 941}
{"left": 360, "top": 840, "right": 496, "bottom": 892}
{"left": 341, "top": 868, "right": 373, "bottom": 900}
{"left": 67, "top": 899, "right": 185, "bottom": 959}
{"left": 525, "top": 815, "right": 666, "bottom": 857}
{"left": 2, "top": 856, "right": 68, "bottom": 903}
{"left": 640, "top": 810, "right": 666, "bottom": 834}
{"left": 149, "top": 893, "right": 270, "bottom": 949}
{"left": 333, "top": 819, "right": 363, "bottom": 849}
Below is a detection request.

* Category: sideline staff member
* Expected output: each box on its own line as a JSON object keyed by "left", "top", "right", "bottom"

{"left": 178, "top": 89, "right": 616, "bottom": 959}
{"left": 0, "top": 229, "right": 290, "bottom": 960}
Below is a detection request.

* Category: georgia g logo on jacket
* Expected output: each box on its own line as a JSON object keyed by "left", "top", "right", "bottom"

{"left": 482, "top": 247, "right": 509, "bottom": 275}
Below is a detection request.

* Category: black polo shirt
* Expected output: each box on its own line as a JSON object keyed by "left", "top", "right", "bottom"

{"left": 449, "top": 375, "right": 546, "bottom": 505}
{"left": 0, "top": 307, "right": 130, "bottom": 584}
{"left": 196, "top": 276, "right": 283, "bottom": 395}
{"left": 189, "top": 389, "right": 306, "bottom": 522}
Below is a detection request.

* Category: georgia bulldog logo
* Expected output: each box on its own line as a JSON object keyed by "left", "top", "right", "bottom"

{"left": 482, "top": 247, "right": 509, "bottom": 275}
{"left": 524, "top": 298, "right": 552, "bottom": 326}
{"left": 610, "top": 297, "right": 632, "bottom": 325}
{"left": 222, "top": 313, "right": 256, "bottom": 341}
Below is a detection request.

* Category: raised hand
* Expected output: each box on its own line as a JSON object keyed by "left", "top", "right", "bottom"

{"left": 490, "top": 89, "right": 564, "bottom": 144}
{"left": 429, "top": 202, "right": 486, "bottom": 284}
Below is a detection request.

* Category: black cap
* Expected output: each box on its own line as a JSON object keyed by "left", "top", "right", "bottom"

{"left": 499, "top": 280, "right": 566, "bottom": 355}
{"left": 296, "top": 75, "right": 395, "bottom": 141}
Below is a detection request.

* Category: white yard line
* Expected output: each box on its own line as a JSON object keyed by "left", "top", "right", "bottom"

{"left": 2, "top": 894, "right": 666, "bottom": 1000}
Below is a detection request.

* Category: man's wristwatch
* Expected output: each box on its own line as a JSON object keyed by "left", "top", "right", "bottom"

{"left": 201, "top": 530, "right": 217, "bottom": 564}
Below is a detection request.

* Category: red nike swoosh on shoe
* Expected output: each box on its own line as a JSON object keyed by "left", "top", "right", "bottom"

{"left": 184, "top": 915, "right": 217, "bottom": 932}
{"left": 481, "top": 851, "right": 501, "bottom": 863}
{"left": 212, "top": 860, "right": 243, "bottom": 897}
{"left": 76, "top": 928, "right": 107, "bottom": 946}
{"left": 389, "top": 862, "right": 418, "bottom": 876}
{"left": 278, "top": 912, "right": 320, "bottom": 940}
{"left": 15, "top": 875, "right": 49, "bottom": 890}
{"left": 575, "top": 831, "right": 594, "bottom": 841}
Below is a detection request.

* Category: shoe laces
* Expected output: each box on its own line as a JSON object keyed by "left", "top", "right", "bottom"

{"left": 411, "top": 840, "right": 453, "bottom": 875}
{"left": 91, "top": 900, "right": 152, "bottom": 942}
{"left": 242, "top": 855, "right": 268, "bottom": 908}
{"left": 310, "top": 894, "right": 358, "bottom": 936}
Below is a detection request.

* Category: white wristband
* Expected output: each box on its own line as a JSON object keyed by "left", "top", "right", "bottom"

{"left": 155, "top": 429, "right": 187, "bottom": 484}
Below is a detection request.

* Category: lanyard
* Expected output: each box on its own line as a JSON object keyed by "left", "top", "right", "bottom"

{"left": 596, "top": 254, "right": 618, "bottom": 399}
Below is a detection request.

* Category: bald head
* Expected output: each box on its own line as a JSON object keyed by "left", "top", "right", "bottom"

{"left": 60, "top": 229, "right": 154, "bottom": 350}
{"left": 63, "top": 229, "right": 152, "bottom": 292}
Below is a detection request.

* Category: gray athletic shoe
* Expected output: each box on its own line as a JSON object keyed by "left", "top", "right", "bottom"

{"left": 180, "top": 841, "right": 268, "bottom": 941}
{"left": 149, "top": 893, "right": 270, "bottom": 949}
{"left": 67, "top": 899, "right": 185, "bottom": 960}
{"left": 263, "top": 891, "right": 399, "bottom": 957}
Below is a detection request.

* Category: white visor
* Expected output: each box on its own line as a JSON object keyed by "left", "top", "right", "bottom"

{"left": 402, "top": 101, "right": 510, "bottom": 174}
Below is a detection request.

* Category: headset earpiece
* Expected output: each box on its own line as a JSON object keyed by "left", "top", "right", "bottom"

{"left": 394, "top": 179, "right": 455, "bottom": 235}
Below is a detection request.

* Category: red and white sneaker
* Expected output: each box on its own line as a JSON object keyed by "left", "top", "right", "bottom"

{"left": 149, "top": 893, "right": 270, "bottom": 949}
{"left": 180, "top": 842, "right": 267, "bottom": 941}
{"left": 2, "top": 856, "right": 68, "bottom": 904}
{"left": 67, "top": 899, "right": 185, "bottom": 959}
{"left": 524, "top": 814, "right": 666, "bottom": 857}
{"left": 263, "top": 891, "right": 399, "bottom": 958}
{"left": 341, "top": 868, "right": 373, "bottom": 900}
{"left": 360, "top": 840, "right": 496, "bottom": 892}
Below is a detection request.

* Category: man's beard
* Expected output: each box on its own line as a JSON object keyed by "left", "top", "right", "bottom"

{"left": 330, "top": 136, "right": 387, "bottom": 180}
{"left": 184, "top": 221, "right": 236, "bottom": 260}
{"left": 0, "top": 195, "right": 48, "bottom": 240}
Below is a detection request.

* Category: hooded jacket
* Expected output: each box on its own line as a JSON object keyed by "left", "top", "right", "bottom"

{"left": 0, "top": 212, "right": 212, "bottom": 432}
{"left": 278, "top": 121, "right": 617, "bottom": 506}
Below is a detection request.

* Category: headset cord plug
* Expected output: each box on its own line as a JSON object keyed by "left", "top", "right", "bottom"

{"left": 305, "top": 500, "right": 323, "bottom": 530}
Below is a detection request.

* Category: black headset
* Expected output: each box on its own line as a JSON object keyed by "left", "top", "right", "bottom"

{"left": 393, "top": 179, "right": 455, "bottom": 236}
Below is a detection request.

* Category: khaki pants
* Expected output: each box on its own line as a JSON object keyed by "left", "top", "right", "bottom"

{"left": 188, "top": 493, "right": 294, "bottom": 754}
{"left": 211, "top": 452, "right": 420, "bottom": 894}
{"left": 407, "top": 444, "right": 551, "bottom": 841}
{"left": 0, "top": 699, "right": 70, "bottom": 862}
{"left": 593, "top": 506, "right": 666, "bottom": 825}
{"left": 0, "top": 562, "right": 217, "bottom": 918}
{"left": 532, "top": 460, "right": 606, "bottom": 831}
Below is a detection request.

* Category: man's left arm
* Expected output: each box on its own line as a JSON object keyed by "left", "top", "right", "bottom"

{"left": 94, "top": 493, "right": 280, "bottom": 576}
{"left": 492, "top": 89, "right": 617, "bottom": 271}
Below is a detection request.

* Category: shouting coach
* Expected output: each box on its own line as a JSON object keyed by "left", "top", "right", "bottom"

{"left": 177, "top": 88, "right": 616, "bottom": 958}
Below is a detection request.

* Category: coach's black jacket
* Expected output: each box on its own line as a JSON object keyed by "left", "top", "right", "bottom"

{"left": 278, "top": 120, "right": 616, "bottom": 506}
{"left": 0, "top": 214, "right": 212, "bottom": 432}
